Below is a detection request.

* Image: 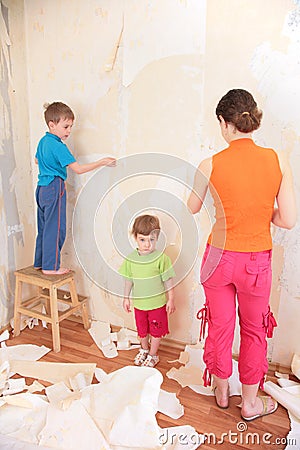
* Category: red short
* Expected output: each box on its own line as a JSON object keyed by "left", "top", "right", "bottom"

{"left": 134, "top": 305, "right": 169, "bottom": 338}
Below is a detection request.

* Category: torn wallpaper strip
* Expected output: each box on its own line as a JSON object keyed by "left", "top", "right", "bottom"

{"left": 166, "top": 344, "right": 242, "bottom": 397}
{"left": 0, "top": 344, "right": 50, "bottom": 367}
{"left": 291, "top": 354, "right": 300, "bottom": 380}
{"left": 264, "top": 379, "right": 300, "bottom": 450}
{"left": 9, "top": 360, "right": 96, "bottom": 389}
{"left": 0, "top": 342, "right": 201, "bottom": 449}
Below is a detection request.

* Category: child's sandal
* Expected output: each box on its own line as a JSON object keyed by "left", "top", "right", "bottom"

{"left": 134, "top": 348, "right": 149, "bottom": 366}
{"left": 141, "top": 354, "right": 159, "bottom": 367}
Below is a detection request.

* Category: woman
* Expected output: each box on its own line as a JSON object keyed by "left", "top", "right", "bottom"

{"left": 188, "top": 89, "right": 296, "bottom": 421}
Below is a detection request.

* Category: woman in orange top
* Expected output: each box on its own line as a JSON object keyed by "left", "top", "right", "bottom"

{"left": 188, "top": 89, "right": 296, "bottom": 421}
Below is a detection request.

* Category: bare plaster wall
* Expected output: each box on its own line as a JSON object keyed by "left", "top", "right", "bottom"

{"left": 0, "top": 0, "right": 35, "bottom": 327}
{"left": 203, "top": 0, "right": 300, "bottom": 365}
{"left": 1, "top": 0, "right": 299, "bottom": 366}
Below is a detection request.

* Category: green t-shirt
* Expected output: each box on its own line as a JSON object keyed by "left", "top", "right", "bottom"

{"left": 119, "top": 249, "right": 175, "bottom": 311}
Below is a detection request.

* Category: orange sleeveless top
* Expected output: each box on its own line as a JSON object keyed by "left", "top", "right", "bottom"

{"left": 207, "top": 138, "right": 282, "bottom": 252}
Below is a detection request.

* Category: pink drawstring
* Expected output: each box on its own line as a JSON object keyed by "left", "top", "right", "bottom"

{"left": 203, "top": 367, "right": 211, "bottom": 387}
{"left": 263, "top": 307, "right": 277, "bottom": 338}
{"left": 259, "top": 375, "right": 265, "bottom": 390}
{"left": 197, "top": 304, "right": 208, "bottom": 341}
{"left": 197, "top": 305, "right": 211, "bottom": 387}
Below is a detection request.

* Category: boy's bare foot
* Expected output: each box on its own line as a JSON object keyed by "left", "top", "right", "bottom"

{"left": 42, "top": 268, "right": 70, "bottom": 275}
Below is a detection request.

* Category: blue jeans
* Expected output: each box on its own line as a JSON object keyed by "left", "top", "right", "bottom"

{"left": 34, "top": 177, "right": 66, "bottom": 270}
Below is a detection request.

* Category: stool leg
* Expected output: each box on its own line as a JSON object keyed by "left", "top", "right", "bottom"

{"left": 69, "top": 279, "right": 90, "bottom": 329}
{"left": 50, "top": 285, "right": 60, "bottom": 352}
{"left": 13, "top": 278, "right": 22, "bottom": 337}
{"left": 69, "top": 278, "right": 79, "bottom": 306}
{"left": 44, "top": 296, "right": 51, "bottom": 318}
{"left": 81, "top": 301, "right": 90, "bottom": 330}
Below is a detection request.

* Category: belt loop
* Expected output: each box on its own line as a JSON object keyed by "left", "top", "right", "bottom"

{"left": 250, "top": 252, "right": 256, "bottom": 261}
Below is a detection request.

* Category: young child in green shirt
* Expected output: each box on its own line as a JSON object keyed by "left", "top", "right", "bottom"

{"left": 119, "top": 214, "right": 176, "bottom": 367}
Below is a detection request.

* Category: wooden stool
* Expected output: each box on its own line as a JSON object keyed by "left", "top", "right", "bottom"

{"left": 13, "top": 266, "right": 90, "bottom": 352}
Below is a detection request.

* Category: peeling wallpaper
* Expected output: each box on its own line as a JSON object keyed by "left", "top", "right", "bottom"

{"left": 0, "top": 0, "right": 299, "bottom": 366}
{"left": 0, "top": 1, "right": 30, "bottom": 325}
{"left": 249, "top": 1, "right": 300, "bottom": 364}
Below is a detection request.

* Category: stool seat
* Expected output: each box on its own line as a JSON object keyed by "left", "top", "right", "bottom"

{"left": 13, "top": 266, "right": 90, "bottom": 352}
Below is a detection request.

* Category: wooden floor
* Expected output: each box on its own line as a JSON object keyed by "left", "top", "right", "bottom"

{"left": 7, "top": 319, "right": 292, "bottom": 450}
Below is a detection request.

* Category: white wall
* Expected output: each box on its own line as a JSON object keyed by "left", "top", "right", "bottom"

{"left": 1, "top": 0, "right": 299, "bottom": 366}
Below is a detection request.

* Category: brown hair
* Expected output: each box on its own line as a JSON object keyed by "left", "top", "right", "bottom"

{"left": 216, "top": 89, "right": 262, "bottom": 133}
{"left": 43, "top": 102, "right": 75, "bottom": 125}
{"left": 131, "top": 214, "right": 160, "bottom": 238}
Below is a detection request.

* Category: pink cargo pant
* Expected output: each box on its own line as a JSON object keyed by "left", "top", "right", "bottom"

{"left": 198, "top": 244, "right": 277, "bottom": 388}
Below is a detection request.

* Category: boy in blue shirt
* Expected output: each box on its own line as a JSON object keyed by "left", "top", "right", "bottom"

{"left": 34, "top": 102, "right": 116, "bottom": 275}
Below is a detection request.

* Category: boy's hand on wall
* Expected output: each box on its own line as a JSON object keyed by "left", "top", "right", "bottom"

{"left": 100, "top": 157, "right": 117, "bottom": 167}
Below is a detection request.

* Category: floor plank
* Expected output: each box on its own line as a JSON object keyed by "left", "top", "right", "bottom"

{"left": 6, "top": 320, "right": 292, "bottom": 449}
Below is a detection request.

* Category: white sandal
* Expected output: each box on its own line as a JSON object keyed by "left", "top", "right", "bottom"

{"left": 142, "top": 354, "right": 159, "bottom": 367}
{"left": 134, "top": 348, "right": 149, "bottom": 366}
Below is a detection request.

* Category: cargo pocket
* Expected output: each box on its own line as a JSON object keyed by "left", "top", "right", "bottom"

{"left": 245, "top": 262, "right": 272, "bottom": 295}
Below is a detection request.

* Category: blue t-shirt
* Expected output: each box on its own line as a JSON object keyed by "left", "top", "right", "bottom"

{"left": 35, "top": 132, "right": 76, "bottom": 186}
